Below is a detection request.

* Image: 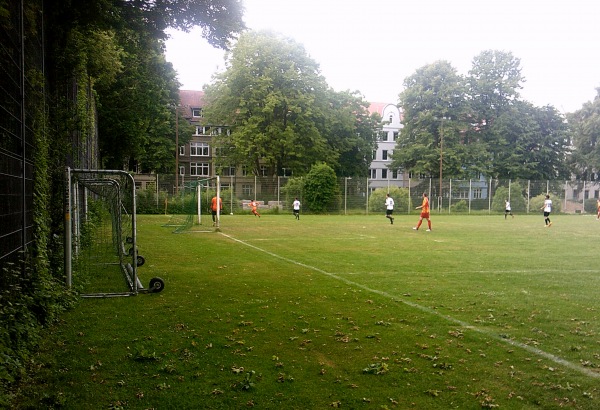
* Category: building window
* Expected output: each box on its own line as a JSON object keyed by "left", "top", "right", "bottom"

{"left": 473, "top": 188, "right": 482, "bottom": 199}
{"left": 194, "top": 126, "right": 201, "bottom": 135}
{"left": 190, "top": 142, "right": 210, "bottom": 156}
{"left": 190, "top": 162, "right": 210, "bottom": 176}
{"left": 393, "top": 131, "right": 399, "bottom": 141}
{"left": 179, "top": 165, "right": 185, "bottom": 176}
{"left": 370, "top": 169, "right": 376, "bottom": 179}
{"left": 259, "top": 165, "right": 268, "bottom": 176}
{"left": 372, "top": 150, "right": 377, "bottom": 160}
{"left": 242, "top": 184, "right": 253, "bottom": 196}
{"left": 392, "top": 170, "right": 398, "bottom": 179}
{"left": 382, "top": 150, "right": 388, "bottom": 160}
{"left": 192, "top": 108, "right": 202, "bottom": 117}
{"left": 242, "top": 166, "right": 249, "bottom": 177}
{"left": 179, "top": 145, "right": 185, "bottom": 156}
{"left": 219, "top": 166, "right": 235, "bottom": 176}
{"left": 381, "top": 169, "right": 388, "bottom": 179}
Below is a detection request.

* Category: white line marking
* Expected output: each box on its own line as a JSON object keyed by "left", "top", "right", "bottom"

{"left": 220, "top": 232, "right": 600, "bottom": 379}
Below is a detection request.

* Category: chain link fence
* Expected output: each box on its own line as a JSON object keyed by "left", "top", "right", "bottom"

{"left": 134, "top": 175, "right": 598, "bottom": 216}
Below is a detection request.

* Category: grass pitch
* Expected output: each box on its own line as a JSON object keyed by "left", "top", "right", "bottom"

{"left": 16, "top": 213, "right": 600, "bottom": 409}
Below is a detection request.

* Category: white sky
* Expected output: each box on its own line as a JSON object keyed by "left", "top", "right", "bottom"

{"left": 164, "top": 0, "right": 600, "bottom": 113}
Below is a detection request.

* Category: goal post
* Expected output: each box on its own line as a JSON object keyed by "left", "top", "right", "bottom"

{"left": 167, "top": 176, "right": 220, "bottom": 232}
{"left": 64, "top": 168, "right": 165, "bottom": 297}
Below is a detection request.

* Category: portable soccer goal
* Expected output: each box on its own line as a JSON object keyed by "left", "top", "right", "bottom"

{"left": 164, "top": 176, "right": 221, "bottom": 233}
{"left": 65, "top": 168, "right": 164, "bottom": 297}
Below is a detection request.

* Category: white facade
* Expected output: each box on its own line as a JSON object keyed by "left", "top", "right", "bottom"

{"left": 368, "top": 103, "right": 405, "bottom": 190}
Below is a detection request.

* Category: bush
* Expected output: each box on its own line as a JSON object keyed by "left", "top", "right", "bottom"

{"left": 303, "top": 163, "right": 340, "bottom": 213}
{"left": 282, "top": 177, "right": 304, "bottom": 210}
{"left": 492, "top": 183, "right": 527, "bottom": 212}
{"left": 530, "top": 193, "right": 562, "bottom": 213}
{"left": 584, "top": 198, "right": 599, "bottom": 214}
{"left": 452, "top": 200, "right": 468, "bottom": 212}
{"left": 368, "top": 187, "right": 409, "bottom": 213}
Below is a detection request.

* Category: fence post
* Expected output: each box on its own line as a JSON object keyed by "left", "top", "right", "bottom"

{"left": 408, "top": 177, "right": 411, "bottom": 214}
{"left": 449, "top": 179, "right": 452, "bottom": 213}
{"left": 468, "top": 179, "right": 472, "bottom": 214}
{"left": 527, "top": 180, "right": 531, "bottom": 214}
{"left": 488, "top": 178, "right": 492, "bottom": 214}
{"left": 366, "top": 177, "right": 370, "bottom": 215}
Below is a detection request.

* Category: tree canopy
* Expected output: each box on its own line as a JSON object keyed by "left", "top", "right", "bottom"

{"left": 392, "top": 50, "right": 571, "bottom": 180}
{"left": 203, "top": 30, "right": 378, "bottom": 178}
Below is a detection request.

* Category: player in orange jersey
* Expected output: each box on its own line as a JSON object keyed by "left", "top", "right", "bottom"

{"left": 211, "top": 195, "right": 223, "bottom": 226}
{"left": 249, "top": 199, "right": 261, "bottom": 218}
{"left": 413, "top": 192, "right": 432, "bottom": 231}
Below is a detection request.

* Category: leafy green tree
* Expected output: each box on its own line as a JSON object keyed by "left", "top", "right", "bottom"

{"left": 467, "top": 50, "right": 525, "bottom": 130}
{"left": 392, "top": 61, "right": 477, "bottom": 179}
{"left": 490, "top": 101, "right": 570, "bottom": 180}
{"left": 567, "top": 89, "right": 600, "bottom": 180}
{"left": 322, "top": 90, "right": 379, "bottom": 177}
{"left": 303, "top": 163, "right": 340, "bottom": 213}
{"left": 203, "top": 31, "right": 332, "bottom": 178}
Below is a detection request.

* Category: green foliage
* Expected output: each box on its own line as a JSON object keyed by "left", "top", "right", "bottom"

{"left": 396, "top": 51, "right": 570, "bottom": 181}
{"left": 584, "top": 198, "right": 598, "bottom": 214}
{"left": 368, "top": 187, "right": 409, "bottom": 213}
{"left": 452, "top": 200, "right": 468, "bottom": 212}
{"left": 303, "top": 163, "right": 339, "bottom": 213}
{"left": 567, "top": 89, "right": 600, "bottom": 179}
{"left": 491, "top": 183, "right": 527, "bottom": 212}
{"left": 282, "top": 177, "right": 304, "bottom": 208}
{"left": 204, "top": 31, "right": 377, "bottom": 178}
{"left": 530, "top": 193, "right": 562, "bottom": 213}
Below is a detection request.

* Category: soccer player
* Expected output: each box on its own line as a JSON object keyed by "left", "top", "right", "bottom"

{"left": 250, "top": 199, "right": 261, "bottom": 218}
{"left": 413, "top": 192, "right": 431, "bottom": 231}
{"left": 505, "top": 199, "right": 514, "bottom": 219}
{"left": 596, "top": 199, "right": 600, "bottom": 220}
{"left": 211, "top": 195, "right": 222, "bottom": 226}
{"left": 385, "top": 193, "right": 394, "bottom": 224}
{"left": 292, "top": 197, "right": 301, "bottom": 220}
{"left": 541, "top": 194, "right": 552, "bottom": 227}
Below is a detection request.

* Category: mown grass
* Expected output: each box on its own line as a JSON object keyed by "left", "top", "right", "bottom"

{"left": 14, "top": 212, "right": 600, "bottom": 409}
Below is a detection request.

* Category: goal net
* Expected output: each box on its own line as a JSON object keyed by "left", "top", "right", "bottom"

{"left": 65, "top": 168, "right": 160, "bottom": 297}
{"left": 164, "top": 176, "right": 221, "bottom": 233}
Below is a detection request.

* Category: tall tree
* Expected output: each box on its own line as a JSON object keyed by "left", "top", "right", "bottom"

{"left": 467, "top": 50, "right": 525, "bottom": 131}
{"left": 491, "top": 101, "right": 570, "bottom": 179}
{"left": 203, "top": 31, "right": 333, "bottom": 177}
{"left": 567, "top": 89, "right": 600, "bottom": 180}
{"left": 321, "top": 90, "right": 379, "bottom": 177}
{"left": 391, "top": 61, "right": 477, "bottom": 179}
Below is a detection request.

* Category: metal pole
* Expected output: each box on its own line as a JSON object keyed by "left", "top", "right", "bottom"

{"left": 344, "top": 177, "right": 348, "bottom": 215}
{"left": 215, "top": 176, "right": 221, "bottom": 228}
{"left": 439, "top": 118, "right": 444, "bottom": 212}
{"left": 175, "top": 106, "right": 179, "bottom": 194}
{"left": 65, "top": 168, "right": 72, "bottom": 287}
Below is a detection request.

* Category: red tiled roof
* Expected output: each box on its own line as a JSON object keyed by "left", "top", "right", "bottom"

{"left": 368, "top": 102, "right": 400, "bottom": 116}
{"left": 179, "top": 90, "right": 205, "bottom": 108}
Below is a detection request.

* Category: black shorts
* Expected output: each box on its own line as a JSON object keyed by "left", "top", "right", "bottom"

{"left": 386, "top": 209, "right": 393, "bottom": 216}
{"left": 544, "top": 211, "right": 551, "bottom": 217}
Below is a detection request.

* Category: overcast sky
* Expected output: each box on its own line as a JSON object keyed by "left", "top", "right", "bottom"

{"left": 165, "top": 0, "right": 599, "bottom": 113}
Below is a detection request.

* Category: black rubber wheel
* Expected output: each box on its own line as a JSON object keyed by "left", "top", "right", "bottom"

{"left": 149, "top": 277, "right": 165, "bottom": 293}
{"left": 136, "top": 255, "right": 145, "bottom": 267}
